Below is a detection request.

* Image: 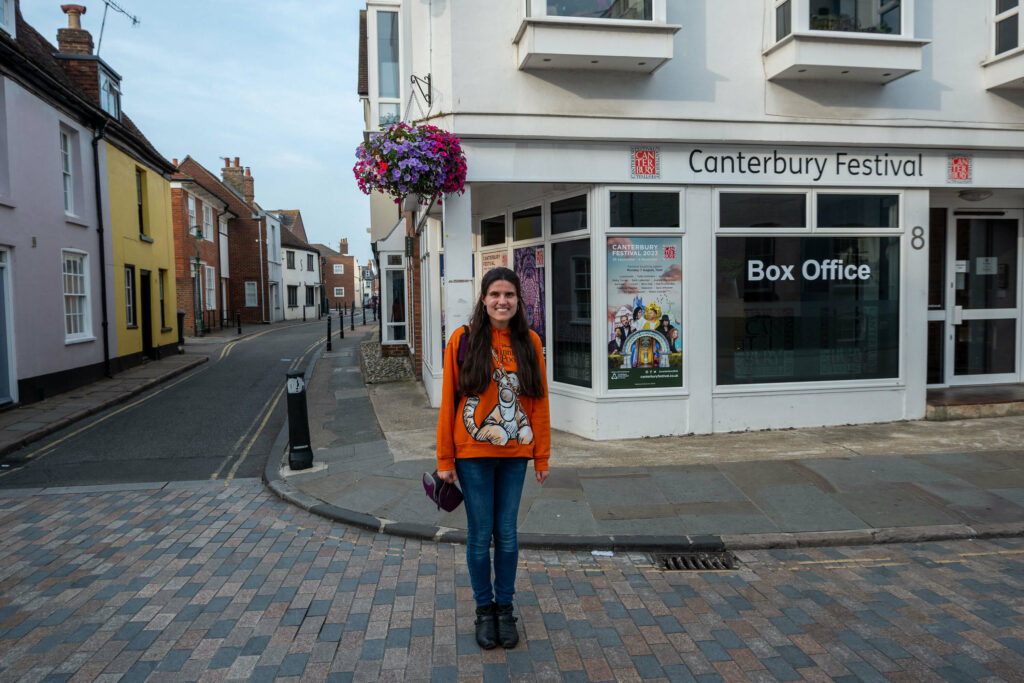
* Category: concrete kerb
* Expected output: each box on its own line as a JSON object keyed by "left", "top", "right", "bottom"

{"left": 0, "top": 355, "right": 208, "bottom": 459}
{"left": 260, "top": 339, "right": 1024, "bottom": 553}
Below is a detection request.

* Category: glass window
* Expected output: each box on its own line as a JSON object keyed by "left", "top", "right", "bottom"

{"left": 379, "top": 103, "right": 400, "bottom": 126}
{"left": 513, "top": 206, "right": 542, "bottom": 241}
{"left": 287, "top": 285, "right": 298, "bottom": 307}
{"left": 809, "top": 0, "right": 900, "bottom": 34}
{"left": 334, "top": 287, "right": 345, "bottom": 297}
{"left": 187, "top": 196, "right": 196, "bottom": 233}
{"left": 997, "top": 12, "right": 1019, "bottom": 55}
{"left": 99, "top": 69, "right": 120, "bottom": 118}
{"left": 480, "top": 216, "right": 506, "bottom": 247}
{"left": 816, "top": 194, "right": 899, "bottom": 228}
{"left": 776, "top": 0, "right": 792, "bottom": 40}
{"left": 60, "top": 131, "right": 73, "bottom": 213}
{"left": 716, "top": 236, "right": 900, "bottom": 385}
{"left": 928, "top": 208, "right": 946, "bottom": 311}
{"left": 306, "top": 286, "right": 315, "bottom": 306}
{"left": 307, "top": 254, "right": 314, "bottom": 271}
{"left": 387, "top": 255, "right": 403, "bottom": 266}
{"left": 205, "top": 266, "right": 216, "bottom": 310}
{"left": 999, "top": 0, "right": 1019, "bottom": 13}
{"left": 609, "top": 191, "right": 679, "bottom": 228}
{"left": 551, "top": 239, "right": 591, "bottom": 387}
{"left": 547, "top": 0, "right": 652, "bottom": 20}
{"left": 377, "top": 11, "right": 400, "bottom": 98}
{"left": 159, "top": 269, "right": 167, "bottom": 328}
{"left": 136, "top": 169, "right": 146, "bottom": 236}
{"left": 286, "top": 251, "right": 295, "bottom": 269}
{"left": 62, "top": 251, "right": 89, "bottom": 340}
{"left": 245, "top": 281, "right": 258, "bottom": 307}
{"left": 386, "top": 269, "right": 406, "bottom": 342}
{"left": 514, "top": 245, "right": 546, "bottom": 346}
{"left": 607, "top": 237, "right": 682, "bottom": 389}
{"left": 720, "top": 193, "right": 806, "bottom": 228}
{"left": 124, "top": 266, "right": 135, "bottom": 327}
{"left": 551, "top": 195, "right": 587, "bottom": 235}
{"left": 334, "top": 263, "right": 344, "bottom": 274}
{"left": 203, "top": 205, "right": 214, "bottom": 240}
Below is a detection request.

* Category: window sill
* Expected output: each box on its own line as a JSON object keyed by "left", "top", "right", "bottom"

{"left": 764, "top": 32, "right": 930, "bottom": 84}
{"left": 126, "top": 324, "right": 138, "bottom": 330}
{"left": 161, "top": 327, "right": 173, "bottom": 333}
{"left": 513, "top": 16, "right": 681, "bottom": 73}
{"left": 65, "top": 335, "right": 96, "bottom": 346}
{"left": 139, "top": 234, "right": 154, "bottom": 244}
{"left": 65, "top": 214, "right": 90, "bottom": 228}
{"left": 982, "top": 45, "right": 1024, "bottom": 91}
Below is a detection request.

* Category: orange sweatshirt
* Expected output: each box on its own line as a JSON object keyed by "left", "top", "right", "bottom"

{"left": 435, "top": 326, "right": 551, "bottom": 472}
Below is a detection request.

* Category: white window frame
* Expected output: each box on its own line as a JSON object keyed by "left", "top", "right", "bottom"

{"left": 995, "top": 0, "right": 1022, "bottom": 57}
{"left": 124, "top": 265, "right": 136, "bottom": 327}
{"left": 529, "top": 0, "right": 665, "bottom": 22}
{"left": 370, "top": 6, "right": 403, "bottom": 128}
{"left": 244, "top": 281, "right": 258, "bottom": 307}
{"left": 205, "top": 265, "right": 216, "bottom": 310}
{"left": 570, "top": 255, "right": 591, "bottom": 323}
{"left": 187, "top": 196, "right": 197, "bottom": 234}
{"left": 0, "top": 0, "right": 15, "bottom": 38}
{"left": 334, "top": 263, "right": 344, "bottom": 274}
{"left": 61, "top": 250, "right": 92, "bottom": 343}
{"left": 203, "top": 204, "right": 214, "bottom": 242}
{"left": 99, "top": 68, "right": 121, "bottom": 119}
{"left": 60, "top": 129, "right": 74, "bottom": 214}
{"left": 334, "top": 287, "right": 345, "bottom": 297}
{"left": 775, "top": 0, "right": 910, "bottom": 40}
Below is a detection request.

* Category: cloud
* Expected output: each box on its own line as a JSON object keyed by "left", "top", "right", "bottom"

{"left": 659, "top": 264, "right": 682, "bottom": 282}
{"left": 617, "top": 279, "right": 640, "bottom": 294}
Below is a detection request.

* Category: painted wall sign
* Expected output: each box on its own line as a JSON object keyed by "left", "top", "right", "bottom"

{"left": 631, "top": 147, "right": 660, "bottom": 180}
{"left": 948, "top": 154, "right": 972, "bottom": 184}
{"left": 688, "top": 149, "right": 923, "bottom": 183}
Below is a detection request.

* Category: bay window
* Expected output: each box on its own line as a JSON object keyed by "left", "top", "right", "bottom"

{"left": 375, "top": 9, "right": 401, "bottom": 126}
{"left": 996, "top": 0, "right": 1021, "bottom": 56}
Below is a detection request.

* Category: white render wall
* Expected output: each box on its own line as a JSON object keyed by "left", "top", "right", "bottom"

{"left": 281, "top": 248, "right": 321, "bottom": 321}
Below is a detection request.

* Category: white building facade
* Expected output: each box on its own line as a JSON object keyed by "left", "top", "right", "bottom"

{"left": 361, "top": 0, "right": 1024, "bottom": 439}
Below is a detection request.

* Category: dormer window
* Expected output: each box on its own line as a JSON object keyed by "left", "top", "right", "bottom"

{"left": 0, "top": 0, "right": 14, "bottom": 38}
{"left": 99, "top": 68, "right": 121, "bottom": 119}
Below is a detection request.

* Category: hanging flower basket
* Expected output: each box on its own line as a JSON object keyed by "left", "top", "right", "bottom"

{"left": 353, "top": 122, "right": 467, "bottom": 207}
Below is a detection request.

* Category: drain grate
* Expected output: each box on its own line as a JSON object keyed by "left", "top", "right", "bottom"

{"left": 653, "top": 551, "right": 738, "bottom": 571}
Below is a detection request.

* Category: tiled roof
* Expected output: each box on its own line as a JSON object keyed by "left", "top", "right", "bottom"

{"left": 266, "top": 209, "right": 308, "bottom": 242}
{"left": 280, "top": 225, "right": 317, "bottom": 252}
{"left": 177, "top": 156, "right": 256, "bottom": 217}
{"left": 358, "top": 10, "right": 368, "bottom": 97}
{"left": 311, "top": 243, "right": 342, "bottom": 258}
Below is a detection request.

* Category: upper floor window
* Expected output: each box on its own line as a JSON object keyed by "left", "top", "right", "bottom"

{"left": 187, "top": 196, "right": 196, "bottom": 234}
{"left": 307, "top": 254, "right": 315, "bottom": 271}
{"left": 775, "top": 0, "right": 905, "bottom": 39}
{"left": 136, "top": 169, "right": 147, "bottom": 237}
{"left": 996, "top": 0, "right": 1020, "bottom": 55}
{"left": 60, "top": 130, "right": 74, "bottom": 214}
{"left": 203, "top": 205, "right": 214, "bottom": 241}
{"left": 334, "top": 263, "right": 344, "bottom": 275}
{"left": 545, "top": 0, "right": 652, "bottom": 20}
{"left": 99, "top": 68, "right": 121, "bottom": 119}
{"left": 376, "top": 10, "right": 401, "bottom": 126}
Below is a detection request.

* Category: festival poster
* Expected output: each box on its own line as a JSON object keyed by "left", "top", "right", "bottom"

{"left": 480, "top": 250, "right": 507, "bottom": 274}
{"left": 514, "top": 246, "right": 545, "bottom": 347}
{"left": 607, "top": 237, "right": 682, "bottom": 389}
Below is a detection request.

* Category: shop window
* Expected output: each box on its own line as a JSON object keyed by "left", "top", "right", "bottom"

{"left": 927, "top": 208, "right": 946, "bottom": 311}
{"left": 716, "top": 235, "right": 900, "bottom": 385}
{"left": 997, "top": 0, "right": 1020, "bottom": 55}
{"left": 287, "top": 285, "right": 298, "bottom": 308}
{"left": 606, "top": 236, "right": 682, "bottom": 389}
{"left": 720, "top": 192, "right": 806, "bottom": 229}
{"left": 807, "top": 0, "right": 901, "bottom": 34}
{"left": 545, "top": 0, "right": 652, "bottom": 20}
{"left": 514, "top": 245, "right": 546, "bottom": 346}
{"left": 551, "top": 195, "right": 588, "bottom": 235}
{"left": 513, "top": 206, "right": 542, "bottom": 241}
{"left": 609, "top": 191, "right": 679, "bottom": 228}
{"left": 480, "top": 215, "right": 506, "bottom": 247}
{"left": 551, "top": 239, "right": 591, "bottom": 387}
{"left": 816, "top": 194, "right": 898, "bottom": 228}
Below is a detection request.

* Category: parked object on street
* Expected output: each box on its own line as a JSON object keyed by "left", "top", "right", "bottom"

{"left": 285, "top": 370, "right": 313, "bottom": 470}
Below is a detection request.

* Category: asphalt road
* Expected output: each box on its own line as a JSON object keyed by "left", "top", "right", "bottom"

{"left": 0, "top": 322, "right": 326, "bottom": 488}
{"left": 1, "top": 482, "right": 1022, "bottom": 680}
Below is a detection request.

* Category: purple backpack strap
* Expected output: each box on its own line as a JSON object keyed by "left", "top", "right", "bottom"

{"left": 456, "top": 325, "right": 470, "bottom": 366}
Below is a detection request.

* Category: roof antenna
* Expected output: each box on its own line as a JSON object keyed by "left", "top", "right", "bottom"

{"left": 96, "top": 0, "right": 140, "bottom": 58}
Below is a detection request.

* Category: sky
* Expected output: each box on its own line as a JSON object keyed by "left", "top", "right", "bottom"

{"left": 21, "top": 0, "right": 373, "bottom": 263}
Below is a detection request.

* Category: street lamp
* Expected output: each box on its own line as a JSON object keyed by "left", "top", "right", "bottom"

{"left": 190, "top": 225, "right": 204, "bottom": 337}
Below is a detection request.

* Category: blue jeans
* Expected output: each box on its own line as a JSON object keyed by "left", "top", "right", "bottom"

{"left": 454, "top": 457, "right": 528, "bottom": 607}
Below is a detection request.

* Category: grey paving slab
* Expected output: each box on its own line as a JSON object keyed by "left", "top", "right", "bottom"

{"left": 753, "top": 484, "right": 870, "bottom": 532}
{"left": 831, "top": 487, "right": 962, "bottom": 528}
{"left": 519, "top": 498, "right": 598, "bottom": 535}
{"left": 651, "top": 468, "right": 750, "bottom": 503}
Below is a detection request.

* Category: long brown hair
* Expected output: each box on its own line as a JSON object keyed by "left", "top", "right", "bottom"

{"left": 457, "top": 267, "right": 545, "bottom": 398}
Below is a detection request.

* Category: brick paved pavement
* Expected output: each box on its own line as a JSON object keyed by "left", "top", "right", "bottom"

{"left": 1, "top": 481, "right": 1023, "bottom": 682}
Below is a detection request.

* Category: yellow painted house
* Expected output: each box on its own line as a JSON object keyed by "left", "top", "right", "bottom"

{"left": 106, "top": 135, "right": 178, "bottom": 364}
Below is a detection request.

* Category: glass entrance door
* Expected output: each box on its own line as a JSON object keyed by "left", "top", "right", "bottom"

{"left": 945, "top": 213, "right": 1022, "bottom": 385}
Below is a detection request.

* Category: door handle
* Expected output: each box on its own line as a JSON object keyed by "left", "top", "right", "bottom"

{"left": 952, "top": 305, "right": 963, "bottom": 325}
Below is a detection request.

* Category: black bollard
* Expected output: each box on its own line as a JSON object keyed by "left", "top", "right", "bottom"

{"left": 327, "top": 315, "right": 332, "bottom": 351}
{"left": 362, "top": 305, "right": 366, "bottom": 326}
{"left": 302, "top": 306, "right": 306, "bottom": 322}
{"left": 286, "top": 370, "right": 313, "bottom": 470}
{"left": 236, "top": 311, "right": 241, "bottom": 335}
{"left": 351, "top": 304, "right": 355, "bottom": 331}
{"left": 339, "top": 309, "right": 344, "bottom": 339}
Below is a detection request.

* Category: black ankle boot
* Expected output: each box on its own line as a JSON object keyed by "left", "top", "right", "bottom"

{"left": 495, "top": 603, "right": 519, "bottom": 648}
{"left": 475, "top": 603, "right": 498, "bottom": 649}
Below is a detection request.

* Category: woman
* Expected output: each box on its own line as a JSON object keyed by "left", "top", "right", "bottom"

{"left": 436, "top": 267, "right": 550, "bottom": 650}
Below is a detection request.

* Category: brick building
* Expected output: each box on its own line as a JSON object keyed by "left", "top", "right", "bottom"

{"left": 312, "top": 239, "right": 360, "bottom": 311}
{"left": 170, "top": 162, "right": 234, "bottom": 335}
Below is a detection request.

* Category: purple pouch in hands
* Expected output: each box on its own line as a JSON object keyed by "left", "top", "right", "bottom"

{"left": 423, "top": 471, "right": 464, "bottom": 512}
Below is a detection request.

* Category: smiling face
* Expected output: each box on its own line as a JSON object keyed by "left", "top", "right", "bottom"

{"left": 484, "top": 279, "right": 518, "bottom": 330}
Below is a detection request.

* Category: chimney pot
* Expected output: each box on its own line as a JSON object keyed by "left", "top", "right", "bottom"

{"left": 234, "top": 157, "right": 240, "bottom": 167}
{"left": 61, "top": 4, "right": 87, "bottom": 30}
{"left": 244, "top": 167, "right": 251, "bottom": 177}
{"left": 172, "top": 158, "right": 178, "bottom": 167}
